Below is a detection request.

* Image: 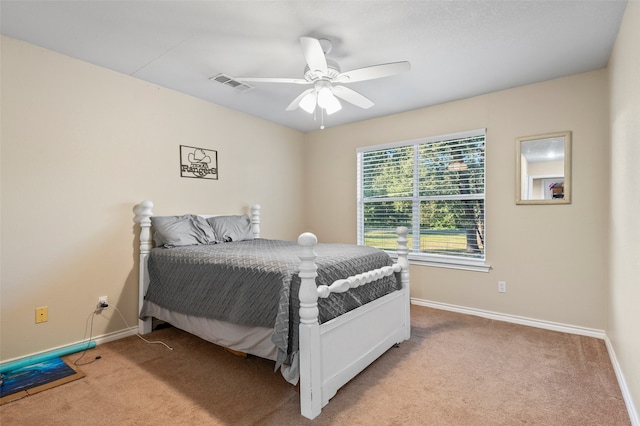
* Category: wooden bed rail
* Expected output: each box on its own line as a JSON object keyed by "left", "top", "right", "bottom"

{"left": 318, "top": 264, "right": 402, "bottom": 298}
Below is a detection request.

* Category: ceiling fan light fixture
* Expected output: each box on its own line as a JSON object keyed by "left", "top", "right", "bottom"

{"left": 317, "top": 83, "right": 341, "bottom": 115}
{"left": 299, "top": 92, "right": 317, "bottom": 114}
{"left": 322, "top": 96, "right": 342, "bottom": 115}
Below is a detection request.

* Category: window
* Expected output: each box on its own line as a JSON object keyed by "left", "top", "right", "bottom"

{"left": 357, "top": 129, "right": 488, "bottom": 272}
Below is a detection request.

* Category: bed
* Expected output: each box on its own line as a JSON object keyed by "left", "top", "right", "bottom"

{"left": 134, "top": 200, "right": 410, "bottom": 419}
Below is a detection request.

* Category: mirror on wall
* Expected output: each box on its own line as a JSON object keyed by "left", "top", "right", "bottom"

{"left": 516, "top": 131, "right": 571, "bottom": 205}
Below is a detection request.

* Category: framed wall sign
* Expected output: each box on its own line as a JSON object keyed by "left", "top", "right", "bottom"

{"left": 179, "top": 145, "right": 218, "bottom": 180}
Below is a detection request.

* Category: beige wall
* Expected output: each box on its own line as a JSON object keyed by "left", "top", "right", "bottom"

{"left": 305, "top": 70, "right": 609, "bottom": 330}
{"left": 608, "top": 1, "right": 640, "bottom": 421}
{"left": 0, "top": 36, "right": 306, "bottom": 360}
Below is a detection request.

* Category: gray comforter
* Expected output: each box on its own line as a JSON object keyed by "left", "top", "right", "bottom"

{"left": 140, "top": 239, "right": 400, "bottom": 368}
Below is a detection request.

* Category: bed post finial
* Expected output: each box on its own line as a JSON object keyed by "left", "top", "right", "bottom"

{"left": 298, "top": 232, "right": 318, "bottom": 324}
{"left": 251, "top": 204, "right": 261, "bottom": 238}
{"left": 134, "top": 200, "right": 154, "bottom": 253}
{"left": 396, "top": 226, "right": 409, "bottom": 268}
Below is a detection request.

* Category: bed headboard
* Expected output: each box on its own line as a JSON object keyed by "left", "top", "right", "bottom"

{"left": 133, "top": 201, "right": 261, "bottom": 247}
{"left": 133, "top": 200, "right": 261, "bottom": 333}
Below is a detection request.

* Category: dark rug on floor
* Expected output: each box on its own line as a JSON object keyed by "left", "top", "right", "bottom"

{"left": 0, "top": 357, "right": 85, "bottom": 405}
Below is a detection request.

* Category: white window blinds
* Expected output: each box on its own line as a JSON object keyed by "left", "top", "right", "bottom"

{"left": 357, "top": 129, "right": 486, "bottom": 267}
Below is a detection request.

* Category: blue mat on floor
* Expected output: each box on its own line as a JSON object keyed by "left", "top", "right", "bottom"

{"left": 0, "top": 357, "right": 84, "bottom": 404}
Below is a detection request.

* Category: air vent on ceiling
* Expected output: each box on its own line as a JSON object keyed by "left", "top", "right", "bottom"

{"left": 210, "top": 73, "right": 254, "bottom": 93}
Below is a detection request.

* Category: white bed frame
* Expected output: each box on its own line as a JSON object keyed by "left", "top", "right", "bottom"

{"left": 134, "top": 200, "right": 410, "bottom": 420}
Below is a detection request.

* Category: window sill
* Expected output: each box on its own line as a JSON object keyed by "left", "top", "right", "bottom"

{"left": 386, "top": 252, "right": 491, "bottom": 273}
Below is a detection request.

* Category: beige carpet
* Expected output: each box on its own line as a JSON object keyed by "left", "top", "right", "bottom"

{"left": 0, "top": 306, "right": 630, "bottom": 425}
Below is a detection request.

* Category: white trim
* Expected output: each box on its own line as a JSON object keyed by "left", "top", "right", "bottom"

{"left": 408, "top": 254, "right": 490, "bottom": 273}
{"left": 387, "top": 252, "right": 491, "bottom": 273}
{"left": 411, "top": 298, "right": 605, "bottom": 338}
{"left": 91, "top": 326, "right": 139, "bottom": 345}
{"left": 0, "top": 327, "right": 137, "bottom": 368}
{"left": 604, "top": 336, "right": 640, "bottom": 426}
{"left": 356, "top": 128, "right": 487, "bottom": 153}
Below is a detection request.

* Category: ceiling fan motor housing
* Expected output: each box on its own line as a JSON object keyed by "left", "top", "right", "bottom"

{"left": 304, "top": 59, "right": 341, "bottom": 81}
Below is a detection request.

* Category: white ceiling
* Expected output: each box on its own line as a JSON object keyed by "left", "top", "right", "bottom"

{"left": 0, "top": 1, "right": 627, "bottom": 133}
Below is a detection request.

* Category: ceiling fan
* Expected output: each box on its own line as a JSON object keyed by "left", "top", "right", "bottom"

{"left": 237, "top": 37, "right": 411, "bottom": 121}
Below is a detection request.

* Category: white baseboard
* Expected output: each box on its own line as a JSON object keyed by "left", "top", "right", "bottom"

{"left": 605, "top": 336, "right": 640, "bottom": 426}
{"left": 0, "top": 327, "right": 138, "bottom": 368}
{"left": 411, "top": 298, "right": 637, "bottom": 426}
{"left": 411, "top": 298, "right": 606, "bottom": 338}
{"left": 91, "top": 326, "right": 139, "bottom": 345}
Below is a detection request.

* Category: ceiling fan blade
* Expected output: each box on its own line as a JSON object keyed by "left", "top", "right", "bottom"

{"left": 286, "top": 88, "right": 316, "bottom": 112}
{"left": 332, "top": 86, "right": 375, "bottom": 109}
{"left": 236, "top": 77, "right": 310, "bottom": 85}
{"left": 336, "top": 61, "right": 411, "bottom": 83}
{"left": 300, "top": 37, "right": 328, "bottom": 75}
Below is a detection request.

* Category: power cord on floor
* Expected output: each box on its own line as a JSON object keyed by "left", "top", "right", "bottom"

{"left": 73, "top": 302, "right": 173, "bottom": 366}
{"left": 74, "top": 310, "right": 100, "bottom": 366}
{"left": 110, "top": 304, "right": 173, "bottom": 351}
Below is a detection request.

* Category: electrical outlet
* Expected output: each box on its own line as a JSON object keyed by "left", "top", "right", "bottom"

{"left": 498, "top": 281, "right": 506, "bottom": 293}
{"left": 36, "top": 306, "right": 48, "bottom": 323}
{"left": 97, "top": 296, "right": 108, "bottom": 310}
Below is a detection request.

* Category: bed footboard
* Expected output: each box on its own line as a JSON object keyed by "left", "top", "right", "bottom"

{"left": 298, "top": 227, "right": 410, "bottom": 419}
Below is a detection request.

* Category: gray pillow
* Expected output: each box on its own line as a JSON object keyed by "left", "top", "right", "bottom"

{"left": 151, "top": 215, "right": 217, "bottom": 248}
{"left": 206, "top": 215, "right": 253, "bottom": 242}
